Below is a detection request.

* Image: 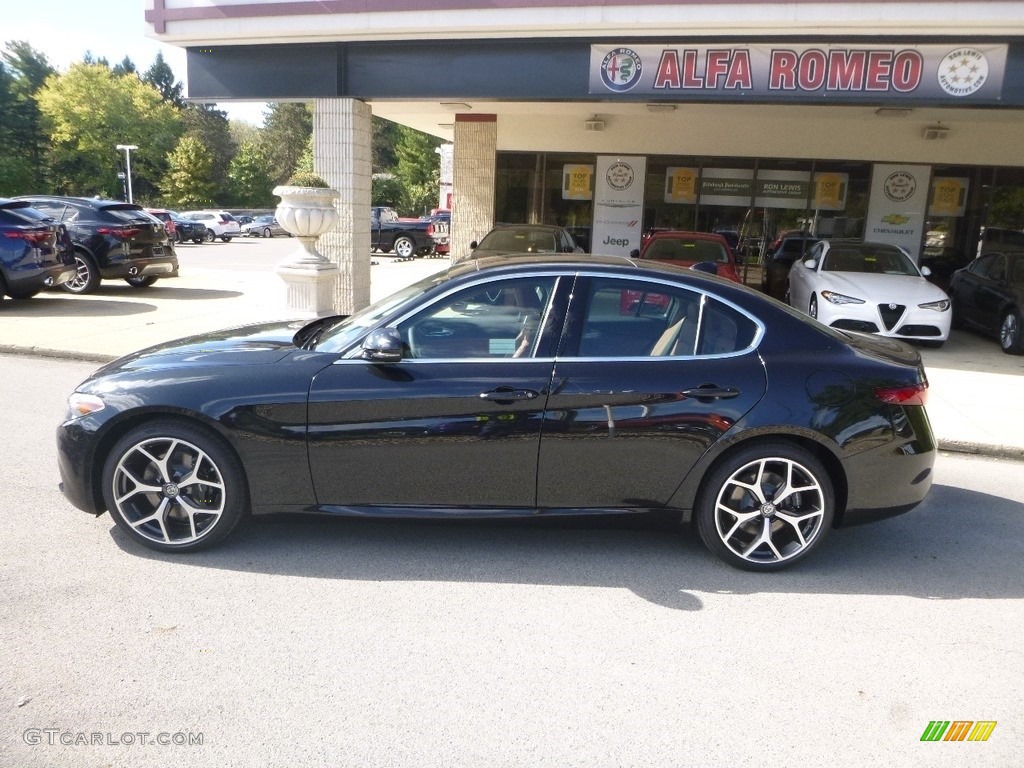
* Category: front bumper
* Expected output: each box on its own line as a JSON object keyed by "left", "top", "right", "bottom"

{"left": 819, "top": 302, "right": 951, "bottom": 341}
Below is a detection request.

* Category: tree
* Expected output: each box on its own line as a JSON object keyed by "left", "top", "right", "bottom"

{"left": 143, "top": 52, "right": 184, "bottom": 108}
{"left": 228, "top": 140, "right": 275, "bottom": 207}
{"left": 112, "top": 56, "right": 137, "bottom": 77}
{"left": 260, "top": 102, "right": 312, "bottom": 186}
{"left": 393, "top": 125, "right": 442, "bottom": 216}
{"left": 37, "top": 64, "right": 182, "bottom": 199}
{"left": 161, "top": 135, "right": 217, "bottom": 208}
{"left": 1, "top": 41, "right": 57, "bottom": 192}
{"left": 182, "top": 104, "right": 236, "bottom": 202}
{"left": 372, "top": 116, "right": 401, "bottom": 172}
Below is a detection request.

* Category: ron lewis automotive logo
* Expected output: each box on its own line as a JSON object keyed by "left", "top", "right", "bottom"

{"left": 937, "top": 48, "right": 990, "bottom": 96}
{"left": 600, "top": 48, "right": 644, "bottom": 92}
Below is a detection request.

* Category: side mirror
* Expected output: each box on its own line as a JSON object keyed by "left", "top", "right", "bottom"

{"left": 920, "top": 265, "right": 932, "bottom": 277}
{"left": 629, "top": 248, "right": 640, "bottom": 258}
{"left": 803, "top": 258, "right": 817, "bottom": 270}
{"left": 469, "top": 241, "right": 479, "bottom": 250}
{"left": 361, "top": 328, "right": 404, "bottom": 363}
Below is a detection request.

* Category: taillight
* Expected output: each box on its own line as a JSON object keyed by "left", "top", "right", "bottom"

{"left": 3, "top": 229, "right": 53, "bottom": 246}
{"left": 97, "top": 226, "right": 141, "bottom": 240}
{"left": 426, "top": 223, "right": 434, "bottom": 236}
{"left": 874, "top": 382, "right": 928, "bottom": 406}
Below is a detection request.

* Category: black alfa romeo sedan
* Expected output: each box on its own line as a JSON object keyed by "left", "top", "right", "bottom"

{"left": 57, "top": 256, "right": 936, "bottom": 571}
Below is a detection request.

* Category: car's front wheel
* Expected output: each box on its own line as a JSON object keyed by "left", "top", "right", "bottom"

{"left": 695, "top": 442, "right": 835, "bottom": 571}
{"left": 221, "top": 236, "right": 233, "bottom": 243}
{"left": 63, "top": 252, "right": 101, "bottom": 294}
{"left": 393, "top": 236, "right": 416, "bottom": 259}
{"left": 999, "top": 309, "right": 1023, "bottom": 355}
{"left": 205, "top": 229, "right": 216, "bottom": 243}
{"left": 263, "top": 227, "right": 272, "bottom": 238}
{"left": 102, "top": 419, "right": 248, "bottom": 552}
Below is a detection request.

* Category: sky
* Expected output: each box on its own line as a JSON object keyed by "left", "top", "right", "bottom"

{"left": 3, "top": 0, "right": 268, "bottom": 125}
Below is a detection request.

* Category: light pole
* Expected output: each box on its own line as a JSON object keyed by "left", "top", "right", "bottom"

{"left": 116, "top": 144, "right": 139, "bottom": 203}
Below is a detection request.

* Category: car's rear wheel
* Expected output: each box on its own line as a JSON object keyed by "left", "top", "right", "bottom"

{"left": 101, "top": 419, "right": 248, "bottom": 553}
{"left": 63, "top": 252, "right": 101, "bottom": 294}
{"left": 695, "top": 442, "right": 835, "bottom": 571}
{"left": 125, "top": 275, "right": 158, "bottom": 288}
{"left": 393, "top": 236, "right": 416, "bottom": 259}
{"left": 999, "top": 309, "right": 1023, "bottom": 355}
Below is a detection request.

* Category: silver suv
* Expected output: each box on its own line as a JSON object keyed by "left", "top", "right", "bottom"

{"left": 181, "top": 210, "right": 241, "bottom": 242}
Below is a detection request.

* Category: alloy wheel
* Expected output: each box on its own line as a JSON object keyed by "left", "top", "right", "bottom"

{"left": 63, "top": 255, "right": 99, "bottom": 294}
{"left": 1000, "top": 311, "right": 1020, "bottom": 353}
{"left": 109, "top": 435, "right": 227, "bottom": 546}
{"left": 708, "top": 454, "right": 828, "bottom": 567}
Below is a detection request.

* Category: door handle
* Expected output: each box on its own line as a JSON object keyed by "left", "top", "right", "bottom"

{"left": 680, "top": 386, "right": 740, "bottom": 400}
{"left": 479, "top": 388, "right": 539, "bottom": 402}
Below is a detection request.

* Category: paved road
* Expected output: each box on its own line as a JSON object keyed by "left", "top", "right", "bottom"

{"left": 1, "top": 354, "right": 1021, "bottom": 767}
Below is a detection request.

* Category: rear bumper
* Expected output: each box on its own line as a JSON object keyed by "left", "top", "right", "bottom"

{"left": 838, "top": 405, "right": 936, "bottom": 526}
{"left": 7, "top": 263, "right": 77, "bottom": 292}
{"left": 100, "top": 258, "right": 179, "bottom": 279}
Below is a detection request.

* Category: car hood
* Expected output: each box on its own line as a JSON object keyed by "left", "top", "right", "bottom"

{"left": 93, "top": 320, "right": 313, "bottom": 374}
{"left": 818, "top": 272, "right": 947, "bottom": 303}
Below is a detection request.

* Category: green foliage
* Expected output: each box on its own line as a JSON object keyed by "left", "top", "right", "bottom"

{"left": 260, "top": 102, "right": 313, "bottom": 186}
{"left": 372, "top": 174, "right": 405, "bottom": 209}
{"left": 0, "top": 41, "right": 56, "bottom": 192}
{"left": 182, "top": 104, "right": 235, "bottom": 202}
{"left": 161, "top": 135, "right": 218, "bottom": 208}
{"left": 37, "top": 63, "right": 182, "bottom": 199}
{"left": 285, "top": 171, "right": 330, "bottom": 188}
{"left": 112, "top": 57, "right": 137, "bottom": 77}
{"left": 393, "top": 124, "right": 442, "bottom": 216}
{"left": 143, "top": 52, "right": 183, "bottom": 108}
{"left": 372, "top": 116, "right": 401, "bottom": 171}
{"left": 228, "top": 141, "right": 275, "bottom": 207}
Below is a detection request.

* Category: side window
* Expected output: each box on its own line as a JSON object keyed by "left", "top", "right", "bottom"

{"left": 569, "top": 277, "right": 757, "bottom": 358}
{"left": 807, "top": 242, "right": 824, "bottom": 263}
{"left": 970, "top": 254, "right": 996, "bottom": 278}
{"left": 398, "top": 277, "right": 556, "bottom": 360}
{"left": 28, "top": 202, "right": 66, "bottom": 221}
{"left": 990, "top": 255, "right": 1007, "bottom": 282}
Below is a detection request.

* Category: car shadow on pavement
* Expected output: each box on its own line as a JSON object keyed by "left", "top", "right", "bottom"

{"left": 3, "top": 297, "right": 158, "bottom": 316}
{"left": 82, "top": 286, "right": 244, "bottom": 301}
{"left": 108, "top": 481, "right": 1024, "bottom": 611}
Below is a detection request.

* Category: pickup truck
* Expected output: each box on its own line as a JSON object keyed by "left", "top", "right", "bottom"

{"left": 371, "top": 206, "right": 435, "bottom": 259}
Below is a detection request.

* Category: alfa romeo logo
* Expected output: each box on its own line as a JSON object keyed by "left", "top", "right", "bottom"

{"left": 600, "top": 48, "right": 643, "bottom": 92}
{"left": 937, "top": 48, "right": 989, "bottom": 97}
{"left": 884, "top": 171, "right": 917, "bottom": 203}
{"left": 606, "top": 162, "right": 635, "bottom": 191}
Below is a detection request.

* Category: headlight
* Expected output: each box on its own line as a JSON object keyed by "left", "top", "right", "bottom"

{"left": 821, "top": 290, "right": 865, "bottom": 305}
{"left": 66, "top": 393, "right": 105, "bottom": 420}
{"left": 918, "top": 299, "right": 950, "bottom": 311}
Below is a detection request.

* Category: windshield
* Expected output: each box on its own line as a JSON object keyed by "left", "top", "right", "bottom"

{"left": 314, "top": 272, "right": 450, "bottom": 353}
{"left": 642, "top": 238, "right": 729, "bottom": 264}
{"left": 823, "top": 246, "right": 920, "bottom": 276}
{"left": 478, "top": 229, "right": 558, "bottom": 253}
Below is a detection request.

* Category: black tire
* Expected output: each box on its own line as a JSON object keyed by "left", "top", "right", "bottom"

{"left": 101, "top": 419, "right": 249, "bottom": 553}
{"left": 262, "top": 227, "right": 272, "bottom": 238}
{"left": 695, "top": 442, "right": 835, "bottom": 571}
{"left": 125, "top": 275, "right": 158, "bottom": 288}
{"left": 205, "top": 229, "right": 216, "bottom": 243}
{"left": 7, "top": 287, "right": 42, "bottom": 300}
{"left": 809, "top": 294, "right": 818, "bottom": 319}
{"left": 63, "top": 252, "right": 101, "bottom": 294}
{"left": 999, "top": 309, "right": 1024, "bottom": 355}
{"left": 221, "top": 236, "right": 233, "bottom": 243}
{"left": 393, "top": 236, "right": 416, "bottom": 259}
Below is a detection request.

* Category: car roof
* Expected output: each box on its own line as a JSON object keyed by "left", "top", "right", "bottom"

{"left": 646, "top": 230, "right": 726, "bottom": 242}
{"left": 16, "top": 195, "right": 141, "bottom": 210}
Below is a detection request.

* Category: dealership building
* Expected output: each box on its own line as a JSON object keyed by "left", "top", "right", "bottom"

{"left": 147, "top": 0, "right": 1024, "bottom": 312}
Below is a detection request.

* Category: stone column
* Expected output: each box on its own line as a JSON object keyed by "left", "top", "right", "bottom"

{"left": 313, "top": 97, "right": 373, "bottom": 314}
{"left": 451, "top": 114, "right": 497, "bottom": 262}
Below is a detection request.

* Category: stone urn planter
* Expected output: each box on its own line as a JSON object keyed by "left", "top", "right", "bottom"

{"left": 273, "top": 175, "right": 341, "bottom": 317}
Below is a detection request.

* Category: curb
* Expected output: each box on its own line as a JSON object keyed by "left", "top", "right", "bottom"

{"left": 0, "top": 344, "right": 116, "bottom": 365}
{"left": 937, "top": 440, "right": 1024, "bottom": 462}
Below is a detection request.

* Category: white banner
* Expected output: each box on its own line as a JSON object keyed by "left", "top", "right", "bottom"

{"left": 865, "top": 164, "right": 931, "bottom": 262}
{"left": 592, "top": 156, "right": 647, "bottom": 256}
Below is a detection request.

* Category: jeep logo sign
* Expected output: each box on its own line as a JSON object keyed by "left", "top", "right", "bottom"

{"left": 592, "top": 156, "right": 646, "bottom": 258}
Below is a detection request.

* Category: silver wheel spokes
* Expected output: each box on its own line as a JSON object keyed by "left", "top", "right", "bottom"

{"left": 112, "top": 437, "right": 225, "bottom": 545}
{"left": 715, "top": 457, "right": 825, "bottom": 564}
{"left": 68, "top": 258, "right": 89, "bottom": 291}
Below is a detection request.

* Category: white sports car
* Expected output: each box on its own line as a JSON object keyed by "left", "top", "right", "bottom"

{"left": 787, "top": 240, "right": 951, "bottom": 346}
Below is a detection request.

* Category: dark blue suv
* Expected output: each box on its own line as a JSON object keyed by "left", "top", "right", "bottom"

{"left": 0, "top": 198, "right": 76, "bottom": 303}
{"left": 15, "top": 196, "right": 178, "bottom": 294}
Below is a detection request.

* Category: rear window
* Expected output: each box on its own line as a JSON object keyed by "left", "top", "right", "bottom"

{"left": 0, "top": 205, "right": 51, "bottom": 225}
